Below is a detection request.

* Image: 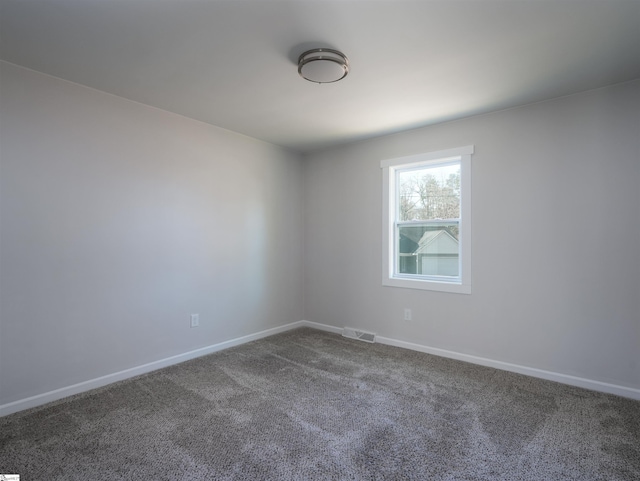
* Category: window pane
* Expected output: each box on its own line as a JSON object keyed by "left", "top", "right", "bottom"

{"left": 398, "top": 163, "right": 460, "bottom": 221}
{"left": 397, "top": 223, "right": 459, "bottom": 277}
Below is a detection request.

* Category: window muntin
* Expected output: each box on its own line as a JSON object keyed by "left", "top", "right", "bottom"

{"left": 381, "top": 146, "right": 472, "bottom": 294}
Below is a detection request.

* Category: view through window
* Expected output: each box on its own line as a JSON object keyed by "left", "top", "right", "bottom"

{"left": 397, "top": 162, "right": 461, "bottom": 277}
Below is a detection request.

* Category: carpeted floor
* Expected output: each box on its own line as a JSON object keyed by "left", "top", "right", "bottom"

{"left": 1, "top": 327, "right": 639, "bottom": 480}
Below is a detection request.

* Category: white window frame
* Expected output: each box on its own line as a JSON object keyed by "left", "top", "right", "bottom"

{"left": 381, "top": 145, "right": 473, "bottom": 294}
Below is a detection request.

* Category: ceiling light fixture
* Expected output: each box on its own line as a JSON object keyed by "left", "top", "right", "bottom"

{"left": 298, "top": 48, "right": 349, "bottom": 84}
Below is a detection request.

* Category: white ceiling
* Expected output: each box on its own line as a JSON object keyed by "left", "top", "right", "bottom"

{"left": 1, "top": 0, "right": 639, "bottom": 153}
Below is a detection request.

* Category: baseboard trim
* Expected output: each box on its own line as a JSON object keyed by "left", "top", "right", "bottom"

{"left": 300, "top": 320, "right": 343, "bottom": 335}
{"left": 0, "top": 320, "right": 307, "bottom": 417}
{"left": 302, "top": 321, "right": 640, "bottom": 400}
{"left": 375, "top": 335, "right": 640, "bottom": 401}
{"left": 3, "top": 320, "right": 638, "bottom": 417}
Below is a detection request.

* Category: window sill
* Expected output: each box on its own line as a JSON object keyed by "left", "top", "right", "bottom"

{"left": 383, "top": 276, "right": 471, "bottom": 294}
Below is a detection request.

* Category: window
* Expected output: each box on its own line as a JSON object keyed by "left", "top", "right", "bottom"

{"left": 381, "top": 146, "right": 473, "bottom": 294}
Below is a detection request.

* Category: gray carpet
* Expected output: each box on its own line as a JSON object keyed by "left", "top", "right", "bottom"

{"left": 1, "top": 328, "right": 639, "bottom": 480}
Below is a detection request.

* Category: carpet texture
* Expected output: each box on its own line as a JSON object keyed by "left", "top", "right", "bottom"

{"left": 1, "top": 327, "right": 639, "bottom": 480}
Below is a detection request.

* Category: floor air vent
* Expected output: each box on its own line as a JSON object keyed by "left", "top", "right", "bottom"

{"left": 342, "top": 327, "right": 376, "bottom": 343}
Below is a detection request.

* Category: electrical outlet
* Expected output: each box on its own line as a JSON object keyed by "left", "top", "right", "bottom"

{"left": 404, "top": 308, "right": 412, "bottom": 321}
{"left": 190, "top": 313, "right": 200, "bottom": 328}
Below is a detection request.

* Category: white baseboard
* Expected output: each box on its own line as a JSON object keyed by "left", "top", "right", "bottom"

{"left": 2, "top": 320, "right": 638, "bottom": 417}
{"left": 374, "top": 335, "right": 640, "bottom": 401}
{"left": 303, "top": 322, "right": 640, "bottom": 400}
{"left": 0, "top": 320, "right": 307, "bottom": 417}
{"left": 300, "top": 320, "right": 343, "bottom": 335}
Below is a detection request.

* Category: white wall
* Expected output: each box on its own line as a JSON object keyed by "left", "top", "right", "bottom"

{"left": 1, "top": 59, "right": 638, "bottom": 410}
{"left": 0, "top": 62, "right": 304, "bottom": 406}
{"left": 303, "top": 80, "right": 640, "bottom": 390}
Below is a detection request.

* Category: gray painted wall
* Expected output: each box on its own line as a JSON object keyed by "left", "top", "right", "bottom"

{"left": 0, "top": 62, "right": 304, "bottom": 406}
{"left": 1, "top": 59, "right": 639, "bottom": 409}
{"left": 303, "top": 80, "right": 640, "bottom": 390}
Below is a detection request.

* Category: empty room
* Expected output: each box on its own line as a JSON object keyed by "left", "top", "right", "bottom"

{"left": 1, "top": 1, "right": 639, "bottom": 479}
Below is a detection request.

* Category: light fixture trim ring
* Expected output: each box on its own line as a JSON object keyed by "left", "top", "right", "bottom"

{"left": 298, "top": 48, "right": 350, "bottom": 84}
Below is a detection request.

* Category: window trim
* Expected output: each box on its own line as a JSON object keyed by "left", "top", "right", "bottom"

{"left": 381, "top": 145, "right": 473, "bottom": 294}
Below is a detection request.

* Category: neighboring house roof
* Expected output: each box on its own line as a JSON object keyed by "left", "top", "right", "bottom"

{"left": 399, "top": 227, "right": 425, "bottom": 245}
{"left": 415, "top": 229, "right": 459, "bottom": 255}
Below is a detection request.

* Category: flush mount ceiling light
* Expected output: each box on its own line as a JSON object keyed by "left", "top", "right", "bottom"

{"left": 298, "top": 48, "right": 349, "bottom": 84}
